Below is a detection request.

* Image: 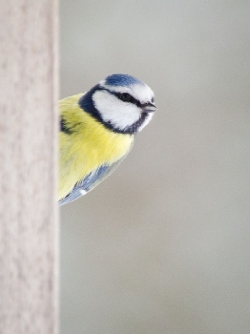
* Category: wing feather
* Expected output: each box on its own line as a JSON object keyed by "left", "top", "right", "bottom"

{"left": 59, "top": 159, "right": 122, "bottom": 206}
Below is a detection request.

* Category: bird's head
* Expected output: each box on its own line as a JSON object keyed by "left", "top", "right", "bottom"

{"left": 79, "top": 74, "right": 156, "bottom": 134}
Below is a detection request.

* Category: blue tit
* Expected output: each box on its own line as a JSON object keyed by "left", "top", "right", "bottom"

{"left": 59, "top": 74, "right": 156, "bottom": 205}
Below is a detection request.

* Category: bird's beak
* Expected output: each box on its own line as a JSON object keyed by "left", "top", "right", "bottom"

{"left": 143, "top": 102, "right": 157, "bottom": 113}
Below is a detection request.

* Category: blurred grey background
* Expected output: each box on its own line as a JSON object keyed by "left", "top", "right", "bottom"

{"left": 60, "top": 1, "right": 250, "bottom": 333}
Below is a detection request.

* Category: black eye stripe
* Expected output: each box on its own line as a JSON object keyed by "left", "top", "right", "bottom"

{"left": 104, "top": 90, "right": 140, "bottom": 107}
{"left": 101, "top": 87, "right": 154, "bottom": 109}
{"left": 116, "top": 92, "right": 139, "bottom": 106}
{"left": 119, "top": 93, "right": 132, "bottom": 102}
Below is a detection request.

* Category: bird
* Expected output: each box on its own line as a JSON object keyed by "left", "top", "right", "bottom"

{"left": 59, "top": 73, "right": 156, "bottom": 205}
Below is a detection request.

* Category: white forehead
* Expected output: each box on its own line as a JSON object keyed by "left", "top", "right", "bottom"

{"left": 99, "top": 80, "right": 154, "bottom": 104}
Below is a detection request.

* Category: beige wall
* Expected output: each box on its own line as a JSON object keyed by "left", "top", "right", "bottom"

{"left": 60, "top": 2, "right": 250, "bottom": 333}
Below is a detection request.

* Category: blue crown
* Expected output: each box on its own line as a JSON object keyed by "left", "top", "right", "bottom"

{"left": 105, "top": 74, "right": 144, "bottom": 87}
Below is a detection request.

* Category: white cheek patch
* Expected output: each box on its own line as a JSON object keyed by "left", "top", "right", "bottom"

{"left": 93, "top": 90, "right": 141, "bottom": 130}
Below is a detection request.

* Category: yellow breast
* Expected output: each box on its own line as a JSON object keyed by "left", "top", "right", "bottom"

{"left": 59, "top": 94, "right": 134, "bottom": 200}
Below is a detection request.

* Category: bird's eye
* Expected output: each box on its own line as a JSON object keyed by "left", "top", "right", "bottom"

{"left": 120, "top": 93, "right": 133, "bottom": 103}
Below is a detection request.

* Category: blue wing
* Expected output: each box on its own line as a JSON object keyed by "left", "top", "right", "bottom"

{"left": 59, "top": 161, "right": 122, "bottom": 206}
